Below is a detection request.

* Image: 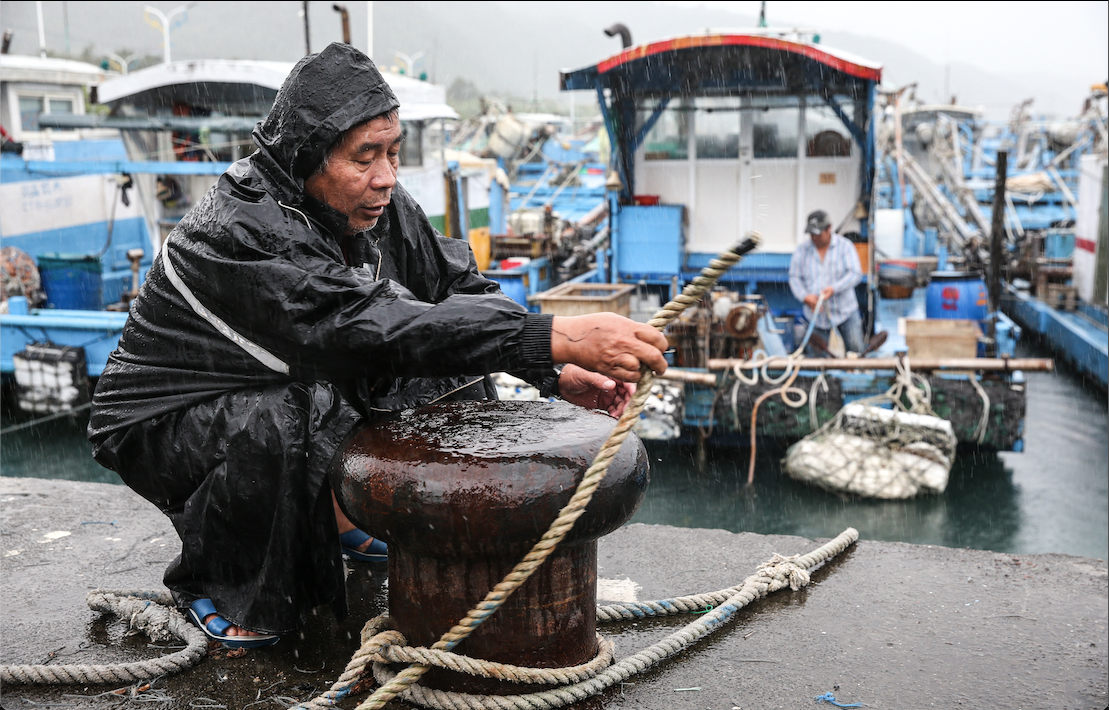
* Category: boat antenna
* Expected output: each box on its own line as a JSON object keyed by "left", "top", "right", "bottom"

{"left": 604, "top": 23, "right": 632, "bottom": 49}
{"left": 332, "top": 4, "right": 351, "bottom": 45}
{"left": 302, "top": 0, "right": 310, "bottom": 54}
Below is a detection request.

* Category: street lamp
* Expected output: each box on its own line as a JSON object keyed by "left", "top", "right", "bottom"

{"left": 394, "top": 50, "right": 425, "bottom": 76}
{"left": 105, "top": 52, "right": 140, "bottom": 74}
{"left": 143, "top": 4, "right": 191, "bottom": 64}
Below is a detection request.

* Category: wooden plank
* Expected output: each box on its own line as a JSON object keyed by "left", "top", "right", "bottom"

{"left": 706, "top": 357, "right": 1054, "bottom": 372}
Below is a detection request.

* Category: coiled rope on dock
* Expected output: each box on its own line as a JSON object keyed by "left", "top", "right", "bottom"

{"left": 0, "top": 589, "right": 208, "bottom": 685}
{"left": 301, "top": 528, "right": 858, "bottom": 710}
{"left": 4, "top": 232, "right": 860, "bottom": 706}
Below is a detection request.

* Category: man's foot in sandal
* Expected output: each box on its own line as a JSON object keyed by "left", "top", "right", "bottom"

{"left": 339, "top": 528, "right": 388, "bottom": 562}
{"left": 188, "top": 599, "right": 280, "bottom": 649}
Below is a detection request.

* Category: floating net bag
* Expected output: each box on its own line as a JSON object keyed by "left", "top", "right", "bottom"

{"left": 782, "top": 359, "right": 958, "bottom": 499}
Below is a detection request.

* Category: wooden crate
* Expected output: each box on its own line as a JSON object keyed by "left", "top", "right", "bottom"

{"left": 493, "top": 234, "right": 551, "bottom": 260}
{"left": 1042, "top": 283, "right": 1077, "bottom": 311}
{"left": 904, "top": 319, "right": 981, "bottom": 359}
{"left": 532, "top": 282, "right": 636, "bottom": 317}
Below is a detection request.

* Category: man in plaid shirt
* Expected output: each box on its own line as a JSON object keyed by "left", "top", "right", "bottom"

{"left": 788, "top": 210, "right": 865, "bottom": 356}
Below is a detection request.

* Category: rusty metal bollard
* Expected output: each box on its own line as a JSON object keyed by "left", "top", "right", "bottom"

{"left": 333, "top": 399, "right": 649, "bottom": 694}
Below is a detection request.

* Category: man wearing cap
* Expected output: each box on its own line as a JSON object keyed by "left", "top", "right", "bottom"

{"left": 87, "top": 43, "right": 668, "bottom": 647}
{"left": 788, "top": 210, "right": 865, "bottom": 356}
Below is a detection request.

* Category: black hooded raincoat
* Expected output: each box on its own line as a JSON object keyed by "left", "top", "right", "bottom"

{"left": 88, "top": 43, "right": 556, "bottom": 634}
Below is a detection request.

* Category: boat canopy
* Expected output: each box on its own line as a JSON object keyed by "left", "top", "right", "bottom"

{"left": 561, "top": 33, "right": 881, "bottom": 97}
{"left": 96, "top": 60, "right": 294, "bottom": 104}
{"left": 0, "top": 54, "right": 107, "bottom": 86}
{"left": 96, "top": 59, "right": 456, "bottom": 123}
{"left": 560, "top": 32, "right": 883, "bottom": 209}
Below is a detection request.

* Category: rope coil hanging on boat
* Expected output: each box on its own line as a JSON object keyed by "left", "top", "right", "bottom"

{"left": 728, "top": 294, "right": 827, "bottom": 484}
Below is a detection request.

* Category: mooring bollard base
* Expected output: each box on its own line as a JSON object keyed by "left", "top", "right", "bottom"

{"left": 334, "top": 400, "right": 648, "bottom": 695}
{"left": 390, "top": 543, "right": 599, "bottom": 693}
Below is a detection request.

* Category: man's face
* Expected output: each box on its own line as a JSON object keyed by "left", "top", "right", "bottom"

{"left": 810, "top": 226, "right": 832, "bottom": 249}
{"left": 305, "top": 114, "right": 402, "bottom": 234}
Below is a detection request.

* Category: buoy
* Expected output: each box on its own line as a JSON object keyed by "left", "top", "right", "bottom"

{"left": 333, "top": 399, "right": 649, "bottom": 694}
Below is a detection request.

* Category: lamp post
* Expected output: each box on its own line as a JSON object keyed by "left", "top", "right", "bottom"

{"left": 143, "top": 4, "right": 191, "bottom": 64}
{"left": 394, "top": 50, "right": 424, "bottom": 76}
{"left": 105, "top": 52, "right": 139, "bottom": 74}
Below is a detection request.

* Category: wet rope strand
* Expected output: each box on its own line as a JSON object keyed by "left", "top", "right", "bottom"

{"left": 0, "top": 589, "right": 208, "bottom": 685}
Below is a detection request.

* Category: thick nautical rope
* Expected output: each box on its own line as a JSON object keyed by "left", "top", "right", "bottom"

{"left": 0, "top": 589, "right": 207, "bottom": 685}
{"left": 731, "top": 293, "right": 827, "bottom": 483}
{"left": 309, "top": 233, "right": 761, "bottom": 710}
{"left": 358, "top": 528, "right": 859, "bottom": 710}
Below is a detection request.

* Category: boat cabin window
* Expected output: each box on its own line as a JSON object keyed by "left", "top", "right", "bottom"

{"left": 806, "top": 103, "right": 853, "bottom": 157}
{"left": 17, "top": 93, "right": 76, "bottom": 133}
{"left": 694, "top": 97, "right": 740, "bottom": 159}
{"left": 751, "top": 105, "right": 800, "bottom": 159}
{"left": 640, "top": 101, "right": 689, "bottom": 161}
{"left": 400, "top": 122, "right": 423, "bottom": 167}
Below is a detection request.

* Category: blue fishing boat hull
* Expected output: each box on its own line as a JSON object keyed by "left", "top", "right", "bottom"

{"left": 1003, "top": 287, "right": 1109, "bottom": 389}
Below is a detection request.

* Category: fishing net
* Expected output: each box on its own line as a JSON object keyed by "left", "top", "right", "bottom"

{"left": 782, "top": 359, "right": 958, "bottom": 499}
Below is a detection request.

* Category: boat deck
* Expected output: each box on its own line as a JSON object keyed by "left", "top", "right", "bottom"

{"left": 1004, "top": 285, "right": 1109, "bottom": 389}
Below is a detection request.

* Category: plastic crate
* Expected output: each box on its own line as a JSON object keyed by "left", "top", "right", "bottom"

{"left": 531, "top": 282, "right": 636, "bottom": 317}
{"left": 12, "top": 343, "right": 91, "bottom": 413}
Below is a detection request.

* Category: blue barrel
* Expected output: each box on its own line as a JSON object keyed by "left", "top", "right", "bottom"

{"left": 485, "top": 270, "right": 529, "bottom": 308}
{"left": 926, "top": 271, "right": 988, "bottom": 320}
{"left": 37, "top": 253, "right": 103, "bottom": 310}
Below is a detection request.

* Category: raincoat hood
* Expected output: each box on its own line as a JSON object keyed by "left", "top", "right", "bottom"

{"left": 253, "top": 42, "right": 400, "bottom": 185}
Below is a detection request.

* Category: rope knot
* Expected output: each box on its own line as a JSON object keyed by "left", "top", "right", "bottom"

{"left": 756, "top": 553, "right": 811, "bottom": 591}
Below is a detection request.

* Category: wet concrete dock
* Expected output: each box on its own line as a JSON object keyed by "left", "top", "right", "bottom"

{"left": 2, "top": 477, "right": 1106, "bottom": 709}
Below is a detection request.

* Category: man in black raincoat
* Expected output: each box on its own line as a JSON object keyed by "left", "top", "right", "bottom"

{"left": 88, "top": 43, "right": 668, "bottom": 643}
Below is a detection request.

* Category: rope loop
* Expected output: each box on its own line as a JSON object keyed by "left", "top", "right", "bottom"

{"left": 0, "top": 589, "right": 207, "bottom": 686}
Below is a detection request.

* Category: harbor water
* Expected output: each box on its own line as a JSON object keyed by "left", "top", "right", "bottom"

{"left": 2, "top": 340, "right": 1106, "bottom": 561}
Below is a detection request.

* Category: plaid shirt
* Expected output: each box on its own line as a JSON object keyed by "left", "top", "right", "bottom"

{"left": 788, "top": 232, "right": 863, "bottom": 329}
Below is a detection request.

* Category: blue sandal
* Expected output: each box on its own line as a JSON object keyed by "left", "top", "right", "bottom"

{"left": 339, "top": 529, "right": 388, "bottom": 562}
{"left": 187, "top": 599, "right": 280, "bottom": 649}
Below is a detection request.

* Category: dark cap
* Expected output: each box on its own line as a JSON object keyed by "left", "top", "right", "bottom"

{"left": 805, "top": 210, "right": 831, "bottom": 236}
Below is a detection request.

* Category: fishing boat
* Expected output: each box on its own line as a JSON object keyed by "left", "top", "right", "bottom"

{"left": 451, "top": 103, "right": 611, "bottom": 307}
{"left": 547, "top": 27, "right": 1047, "bottom": 458}
{"left": 1, "top": 54, "right": 148, "bottom": 413}
{"left": 875, "top": 89, "right": 1108, "bottom": 390}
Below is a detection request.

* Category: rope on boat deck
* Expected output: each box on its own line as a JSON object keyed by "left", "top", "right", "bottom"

{"left": 737, "top": 293, "right": 825, "bottom": 484}
{"left": 0, "top": 589, "right": 208, "bottom": 685}
{"left": 313, "top": 528, "right": 859, "bottom": 710}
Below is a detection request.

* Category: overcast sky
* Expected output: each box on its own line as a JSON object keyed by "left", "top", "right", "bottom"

{"left": 668, "top": 1, "right": 1108, "bottom": 83}
{"left": 6, "top": 1, "right": 1105, "bottom": 79}
{"left": 2, "top": 1, "right": 1105, "bottom": 118}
